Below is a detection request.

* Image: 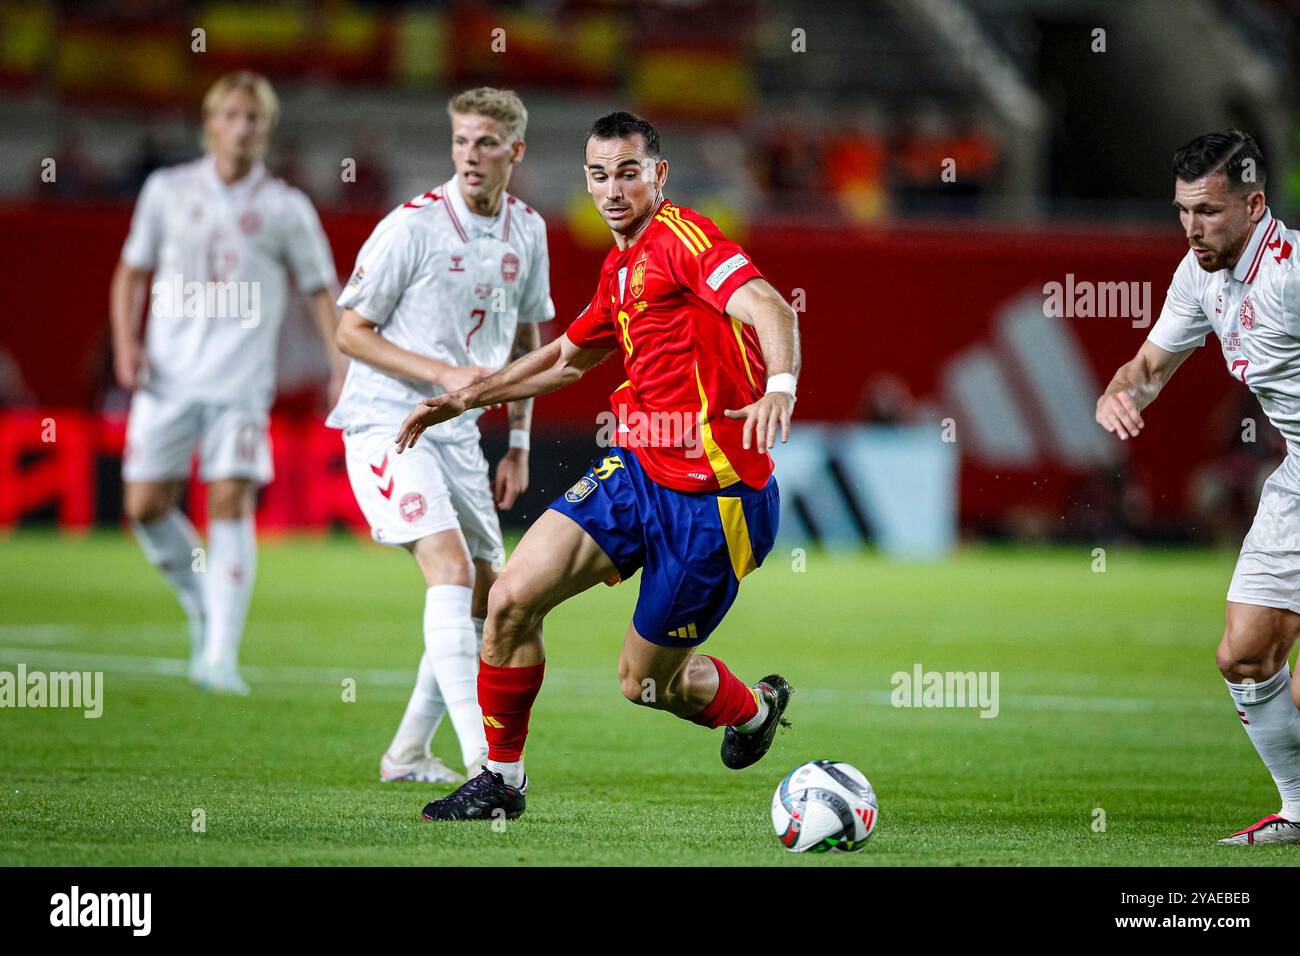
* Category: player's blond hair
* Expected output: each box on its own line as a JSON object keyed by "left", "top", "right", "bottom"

{"left": 446, "top": 87, "right": 528, "bottom": 143}
{"left": 201, "top": 71, "right": 280, "bottom": 152}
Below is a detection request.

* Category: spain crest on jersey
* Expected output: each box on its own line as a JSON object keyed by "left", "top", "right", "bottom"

{"left": 630, "top": 254, "right": 647, "bottom": 298}
{"left": 565, "top": 476, "right": 597, "bottom": 503}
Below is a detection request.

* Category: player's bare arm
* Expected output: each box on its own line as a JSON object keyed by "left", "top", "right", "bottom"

{"left": 335, "top": 307, "right": 494, "bottom": 393}
{"left": 109, "top": 260, "right": 152, "bottom": 390}
{"left": 307, "top": 285, "right": 347, "bottom": 405}
{"left": 722, "top": 277, "right": 801, "bottom": 450}
{"left": 494, "top": 321, "right": 541, "bottom": 510}
{"left": 1095, "top": 339, "right": 1194, "bottom": 440}
{"left": 396, "top": 334, "right": 611, "bottom": 452}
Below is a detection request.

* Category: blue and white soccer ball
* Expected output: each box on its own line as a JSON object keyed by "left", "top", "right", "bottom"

{"left": 772, "top": 760, "right": 878, "bottom": 853}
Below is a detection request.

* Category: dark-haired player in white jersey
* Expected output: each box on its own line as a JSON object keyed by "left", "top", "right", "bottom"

{"left": 1096, "top": 129, "right": 1300, "bottom": 845}
{"left": 329, "top": 88, "right": 553, "bottom": 784}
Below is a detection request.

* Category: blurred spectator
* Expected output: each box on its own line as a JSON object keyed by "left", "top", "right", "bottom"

{"left": 895, "top": 102, "right": 1000, "bottom": 211}
{"left": 822, "top": 105, "right": 889, "bottom": 223}
{"left": 758, "top": 107, "right": 824, "bottom": 211}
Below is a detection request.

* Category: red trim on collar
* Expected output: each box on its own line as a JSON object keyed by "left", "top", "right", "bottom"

{"left": 440, "top": 189, "right": 470, "bottom": 244}
{"left": 1245, "top": 220, "right": 1277, "bottom": 284}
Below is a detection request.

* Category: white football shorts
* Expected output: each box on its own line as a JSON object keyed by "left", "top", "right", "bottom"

{"left": 342, "top": 423, "right": 504, "bottom": 566}
{"left": 1228, "top": 454, "right": 1300, "bottom": 615}
{"left": 122, "top": 389, "right": 273, "bottom": 485}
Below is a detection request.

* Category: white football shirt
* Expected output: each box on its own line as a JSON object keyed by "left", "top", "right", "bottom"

{"left": 121, "top": 156, "right": 337, "bottom": 408}
{"left": 1149, "top": 208, "right": 1300, "bottom": 458}
{"left": 326, "top": 177, "right": 555, "bottom": 443}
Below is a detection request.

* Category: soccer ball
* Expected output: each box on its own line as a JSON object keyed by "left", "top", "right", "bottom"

{"left": 772, "top": 759, "right": 878, "bottom": 852}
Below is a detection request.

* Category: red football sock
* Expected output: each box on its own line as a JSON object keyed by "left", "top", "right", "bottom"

{"left": 477, "top": 660, "right": 545, "bottom": 762}
{"left": 689, "top": 656, "right": 759, "bottom": 729}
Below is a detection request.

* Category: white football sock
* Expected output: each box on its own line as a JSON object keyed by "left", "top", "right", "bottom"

{"left": 473, "top": 616, "right": 485, "bottom": 654}
{"left": 735, "top": 686, "right": 769, "bottom": 733}
{"left": 1226, "top": 664, "right": 1300, "bottom": 820}
{"left": 488, "top": 759, "right": 524, "bottom": 788}
{"left": 424, "top": 585, "right": 487, "bottom": 768}
{"left": 131, "top": 509, "right": 206, "bottom": 659}
{"left": 386, "top": 616, "right": 487, "bottom": 764}
{"left": 387, "top": 651, "right": 446, "bottom": 763}
{"left": 202, "top": 516, "right": 257, "bottom": 668}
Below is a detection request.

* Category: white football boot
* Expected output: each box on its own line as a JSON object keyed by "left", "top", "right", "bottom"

{"left": 380, "top": 753, "right": 465, "bottom": 785}
{"left": 193, "top": 658, "right": 251, "bottom": 696}
{"left": 1217, "top": 813, "right": 1300, "bottom": 845}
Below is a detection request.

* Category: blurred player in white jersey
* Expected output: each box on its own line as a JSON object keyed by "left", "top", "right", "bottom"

{"left": 1097, "top": 130, "right": 1300, "bottom": 844}
{"left": 328, "top": 88, "right": 553, "bottom": 784}
{"left": 110, "top": 72, "right": 343, "bottom": 695}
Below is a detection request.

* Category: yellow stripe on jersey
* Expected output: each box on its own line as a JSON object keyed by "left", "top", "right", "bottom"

{"left": 694, "top": 362, "right": 741, "bottom": 487}
{"left": 665, "top": 205, "right": 711, "bottom": 251}
{"left": 717, "top": 496, "right": 758, "bottom": 581}
{"left": 656, "top": 212, "right": 703, "bottom": 255}
{"left": 731, "top": 318, "right": 757, "bottom": 390}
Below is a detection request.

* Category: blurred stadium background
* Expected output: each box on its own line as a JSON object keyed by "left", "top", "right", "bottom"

{"left": 0, "top": 0, "right": 1297, "bottom": 550}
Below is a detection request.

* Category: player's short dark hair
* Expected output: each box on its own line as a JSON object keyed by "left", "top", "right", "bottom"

{"left": 1172, "top": 129, "right": 1266, "bottom": 192}
{"left": 586, "top": 111, "right": 661, "bottom": 158}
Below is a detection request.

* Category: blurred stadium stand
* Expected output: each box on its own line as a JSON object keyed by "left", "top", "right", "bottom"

{"left": 0, "top": 0, "right": 1296, "bottom": 547}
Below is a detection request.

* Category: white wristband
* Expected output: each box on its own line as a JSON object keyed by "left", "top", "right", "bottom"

{"left": 766, "top": 373, "right": 797, "bottom": 399}
{"left": 508, "top": 429, "right": 530, "bottom": 452}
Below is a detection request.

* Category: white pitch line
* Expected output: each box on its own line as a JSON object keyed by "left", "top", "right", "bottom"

{"left": 0, "top": 646, "right": 416, "bottom": 687}
{"left": 0, "top": 645, "right": 1221, "bottom": 714}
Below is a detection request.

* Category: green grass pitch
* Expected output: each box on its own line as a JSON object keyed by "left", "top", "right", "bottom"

{"left": 0, "top": 530, "right": 1293, "bottom": 866}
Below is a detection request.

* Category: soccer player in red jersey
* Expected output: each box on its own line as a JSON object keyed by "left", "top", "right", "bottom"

{"left": 396, "top": 112, "right": 801, "bottom": 820}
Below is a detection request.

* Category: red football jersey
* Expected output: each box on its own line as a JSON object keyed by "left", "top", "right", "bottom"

{"left": 565, "top": 199, "right": 771, "bottom": 492}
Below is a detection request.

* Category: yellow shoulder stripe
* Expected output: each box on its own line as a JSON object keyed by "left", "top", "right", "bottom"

{"left": 665, "top": 205, "right": 712, "bottom": 250}
{"left": 656, "top": 213, "right": 704, "bottom": 255}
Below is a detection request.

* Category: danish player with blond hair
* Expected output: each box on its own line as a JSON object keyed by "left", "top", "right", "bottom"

{"left": 111, "top": 71, "right": 342, "bottom": 695}
{"left": 328, "top": 88, "right": 553, "bottom": 784}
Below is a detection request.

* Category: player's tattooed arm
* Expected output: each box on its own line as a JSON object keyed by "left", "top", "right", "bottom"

{"left": 506, "top": 322, "right": 541, "bottom": 435}
{"left": 1095, "top": 339, "right": 1195, "bottom": 440}
{"left": 723, "top": 278, "right": 801, "bottom": 450}
{"left": 396, "top": 335, "right": 612, "bottom": 452}
{"left": 494, "top": 322, "right": 542, "bottom": 509}
{"left": 109, "top": 261, "right": 152, "bottom": 389}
